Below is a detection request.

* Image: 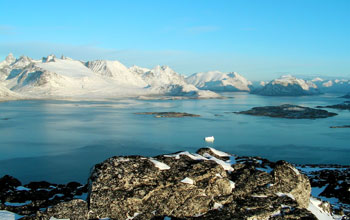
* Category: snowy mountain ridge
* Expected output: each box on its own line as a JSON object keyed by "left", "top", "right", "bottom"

{"left": 252, "top": 75, "right": 321, "bottom": 96}
{"left": 0, "top": 53, "right": 220, "bottom": 100}
{"left": 186, "top": 71, "right": 253, "bottom": 92}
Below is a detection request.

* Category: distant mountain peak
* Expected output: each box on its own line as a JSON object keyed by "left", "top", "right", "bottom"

{"left": 42, "top": 54, "right": 56, "bottom": 63}
{"left": 5, "top": 53, "right": 15, "bottom": 63}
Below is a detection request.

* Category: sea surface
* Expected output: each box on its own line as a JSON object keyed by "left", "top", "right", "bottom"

{"left": 0, "top": 93, "right": 349, "bottom": 184}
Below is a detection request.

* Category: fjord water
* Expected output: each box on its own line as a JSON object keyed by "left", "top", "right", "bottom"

{"left": 0, "top": 93, "right": 349, "bottom": 183}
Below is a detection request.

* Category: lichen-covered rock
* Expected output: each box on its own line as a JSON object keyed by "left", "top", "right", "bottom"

{"left": 87, "top": 154, "right": 233, "bottom": 219}
{"left": 85, "top": 148, "right": 316, "bottom": 219}
{"left": 2, "top": 148, "right": 341, "bottom": 219}
{"left": 37, "top": 199, "right": 88, "bottom": 220}
{"left": 271, "top": 160, "right": 311, "bottom": 208}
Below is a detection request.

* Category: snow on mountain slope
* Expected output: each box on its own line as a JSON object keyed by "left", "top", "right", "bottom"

{"left": 139, "top": 65, "right": 220, "bottom": 98}
{"left": 314, "top": 79, "right": 350, "bottom": 93}
{"left": 142, "top": 65, "right": 186, "bottom": 86}
{"left": 148, "top": 83, "right": 220, "bottom": 98}
{"left": 86, "top": 60, "right": 147, "bottom": 87}
{"left": 186, "top": 71, "right": 252, "bottom": 91}
{"left": 0, "top": 84, "right": 20, "bottom": 100}
{"left": 252, "top": 75, "right": 321, "bottom": 96}
{"left": 0, "top": 54, "right": 220, "bottom": 99}
{"left": 129, "top": 65, "right": 150, "bottom": 76}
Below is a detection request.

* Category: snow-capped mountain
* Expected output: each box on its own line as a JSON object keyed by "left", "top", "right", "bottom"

{"left": 141, "top": 65, "right": 187, "bottom": 86}
{"left": 311, "top": 78, "right": 350, "bottom": 93}
{"left": 0, "top": 53, "right": 220, "bottom": 100}
{"left": 186, "top": 71, "right": 253, "bottom": 92}
{"left": 0, "top": 83, "right": 20, "bottom": 100}
{"left": 129, "top": 65, "right": 150, "bottom": 76}
{"left": 252, "top": 75, "right": 321, "bottom": 96}
{"left": 86, "top": 60, "right": 147, "bottom": 87}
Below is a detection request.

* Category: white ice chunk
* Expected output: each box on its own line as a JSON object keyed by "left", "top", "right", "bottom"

{"left": 149, "top": 158, "right": 170, "bottom": 170}
{"left": 181, "top": 177, "right": 194, "bottom": 185}
{"left": 204, "top": 136, "right": 214, "bottom": 142}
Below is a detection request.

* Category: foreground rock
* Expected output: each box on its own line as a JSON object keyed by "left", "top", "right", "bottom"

{"left": 0, "top": 175, "right": 87, "bottom": 217}
{"left": 1, "top": 148, "right": 347, "bottom": 219}
{"left": 135, "top": 112, "right": 200, "bottom": 118}
{"left": 236, "top": 104, "right": 337, "bottom": 119}
{"left": 317, "top": 101, "right": 350, "bottom": 111}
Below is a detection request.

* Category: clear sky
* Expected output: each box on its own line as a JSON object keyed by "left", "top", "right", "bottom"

{"left": 1, "top": 0, "right": 349, "bottom": 80}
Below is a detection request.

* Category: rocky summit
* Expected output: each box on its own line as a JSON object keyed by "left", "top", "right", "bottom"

{"left": 0, "top": 148, "right": 347, "bottom": 219}
{"left": 236, "top": 104, "right": 337, "bottom": 119}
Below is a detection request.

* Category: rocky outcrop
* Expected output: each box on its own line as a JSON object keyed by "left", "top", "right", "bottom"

{"left": 317, "top": 101, "right": 350, "bottom": 111}
{"left": 0, "top": 176, "right": 87, "bottom": 217}
{"left": 236, "top": 104, "right": 337, "bottom": 119}
{"left": 135, "top": 112, "right": 200, "bottom": 118}
{"left": 1, "top": 148, "right": 344, "bottom": 219}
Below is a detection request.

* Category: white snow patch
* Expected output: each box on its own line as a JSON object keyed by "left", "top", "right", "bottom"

{"left": 276, "top": 192, "right": 295, "bottom": 200}
{"left": 229, "top": 180, "right": 236, "bottom": 190}
{"left": 307, "top": 197, "right": 334, "bottom": 220}
{"left": 164, "top": 151, "right": 207, "bottom": 160}
{"left": 209, "top": 147, "right": 230, "bottom": 157}
{"left": 125, "top": 212, "right": 140, "bottom": 220}
{"left": 291, "top": 167, "right": 300, "bottom": 175}
{"left": 149, "top": 158, "right": 170, "bottom": 170}
{"left": 181, "top": 177, "right": 194, "bottom": 185}
{"left": 203, "top": 153, "right": 234, "bottom": 172}
{"left": 252, "top": 194, "right": 268, "bottom": 198}
{"left": 49, "top": 217, "right": 69, "bottom": 220}
{"left": 213, "top": 202, "right": 223, "bottom": 210}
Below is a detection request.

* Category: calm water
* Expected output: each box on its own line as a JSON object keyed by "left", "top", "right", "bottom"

{"left": 0, "top": 93, "right": 349, "bottom": 184}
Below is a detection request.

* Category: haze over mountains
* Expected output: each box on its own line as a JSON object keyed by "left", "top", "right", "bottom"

{"left": 0, "top": 53, "right": 349, "bottom": 100}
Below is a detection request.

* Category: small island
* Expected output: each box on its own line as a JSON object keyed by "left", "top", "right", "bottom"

{"left": 135, "top": 112, "right": 200, "bottom": 118}
{"left": 235, "top": 104, "right": 337, "bottom": 119}
{"left": 317, "top": 101, "right": 350, "bottom": 110}
{"left": 330, "top": 125, "right": 350, "bottom": 128}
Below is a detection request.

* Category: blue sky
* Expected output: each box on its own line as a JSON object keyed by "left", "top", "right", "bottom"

{"left": 1, "top": 0, "right": 349, "bottom": 80}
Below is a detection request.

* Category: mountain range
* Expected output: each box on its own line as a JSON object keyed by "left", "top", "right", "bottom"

{"left": 1, "top": 53, "right": 349, "bottom": 100}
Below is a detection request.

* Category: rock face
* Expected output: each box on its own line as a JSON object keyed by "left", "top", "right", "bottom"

{"left": 2, "top": 148, "right": 344, "bottom": 219}
{"left": 85, "top": 148, "right": 316, "bottom": 219}
{"left": 236, "top": 104, "right": 338, "bottom": 119}
{"left": 135, "top": 112, "right": 200, "bottom": 118}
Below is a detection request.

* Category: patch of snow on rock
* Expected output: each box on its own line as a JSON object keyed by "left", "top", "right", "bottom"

{"left": 149, "top": 158, "right": 170, "bottom": 170}
{"left": 181, "top": 177, "right": 194, "bottom": 185}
